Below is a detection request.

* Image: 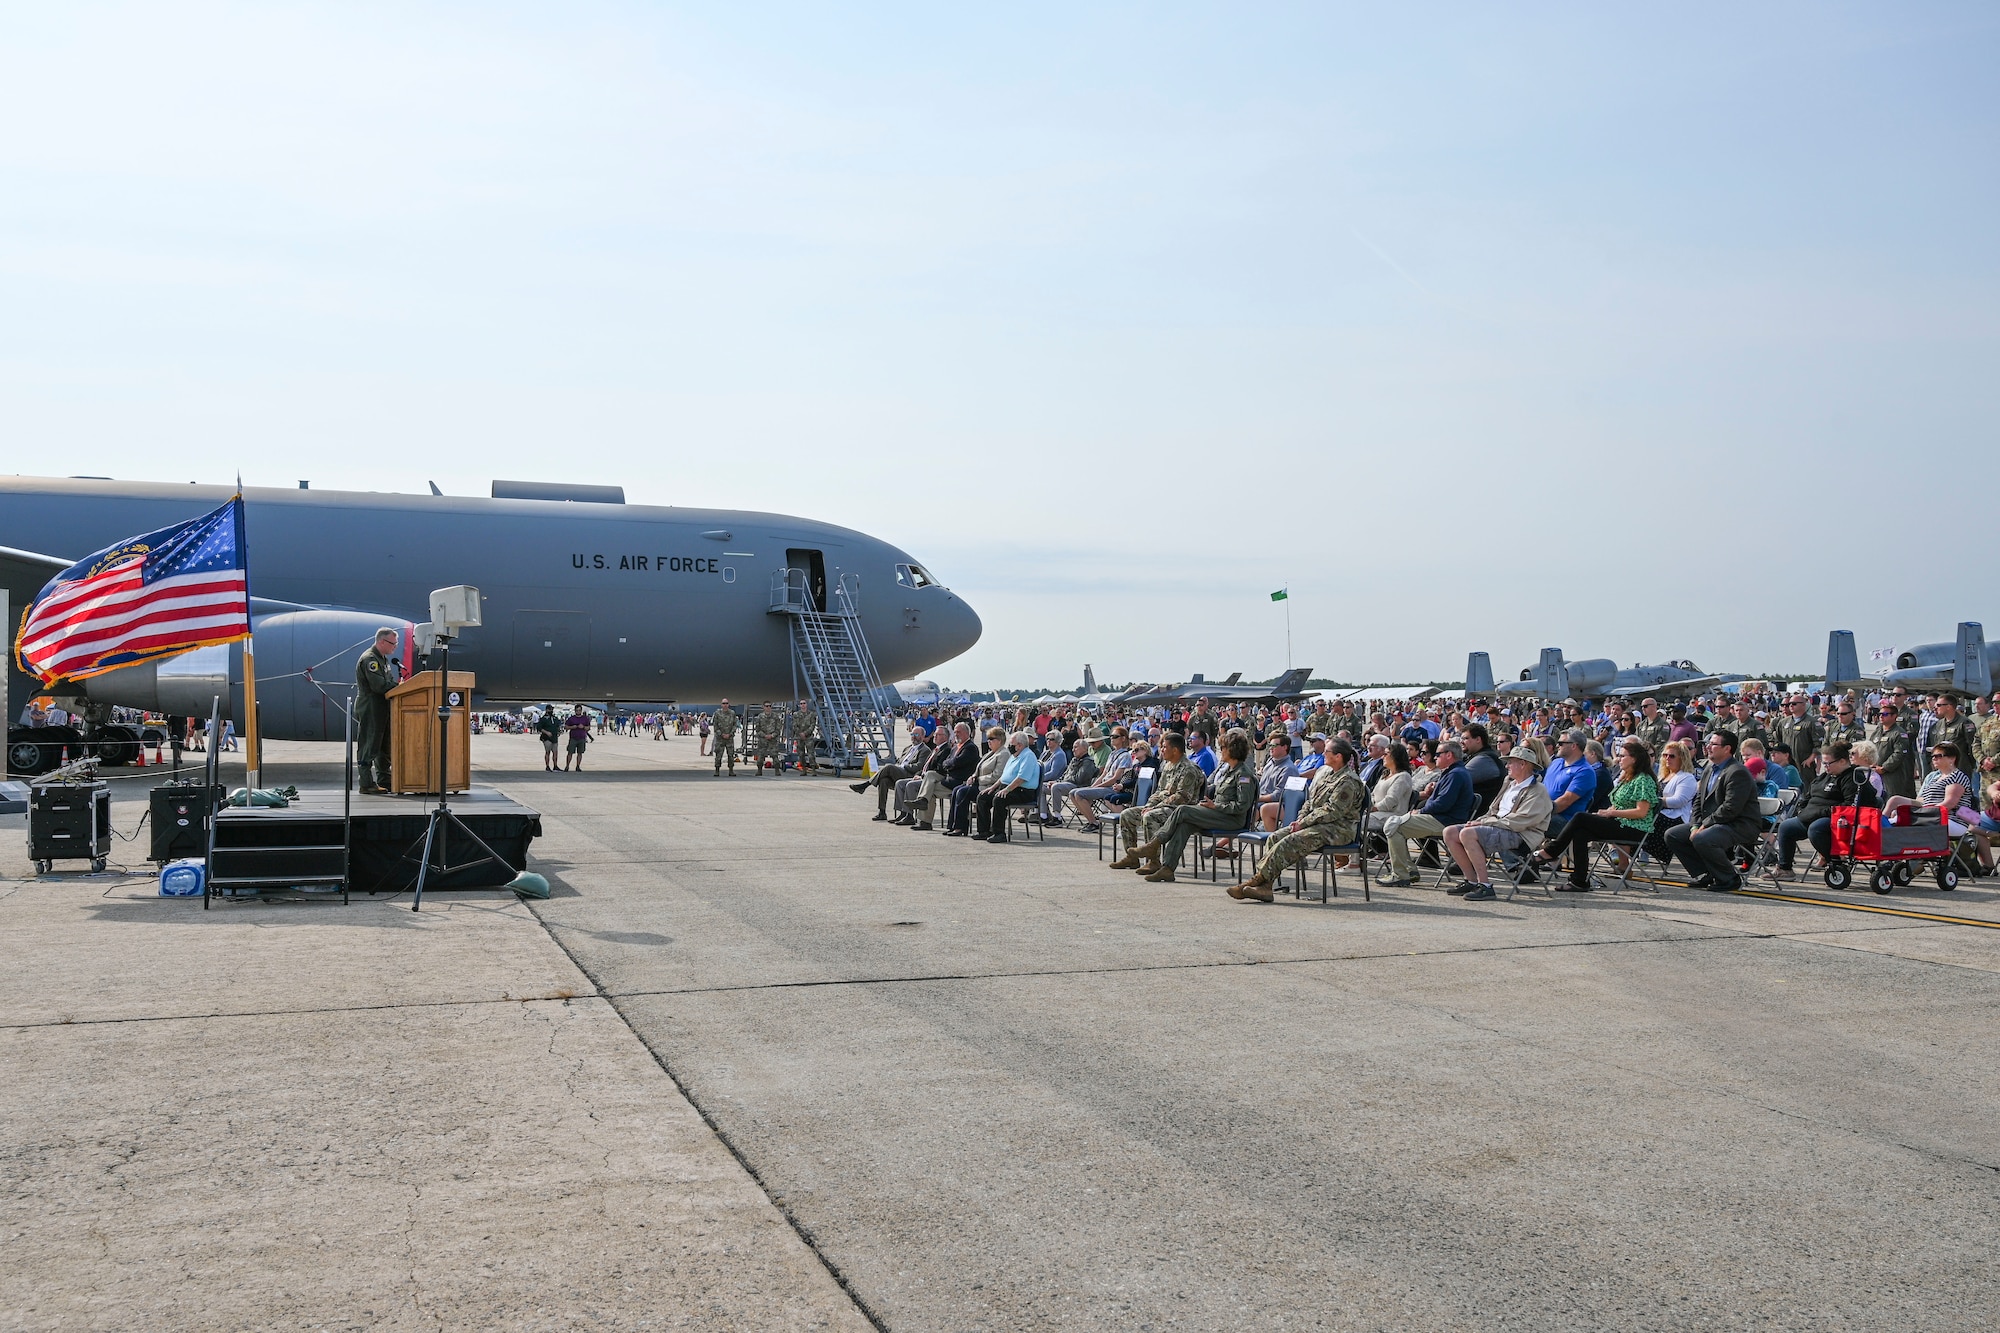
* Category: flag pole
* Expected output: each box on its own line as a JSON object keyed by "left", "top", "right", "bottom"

{"left": 235, "top": 487, "right": 262, "bottom": 790}
{"left": 1283, "top": 587, "right": 1292, "bottom": 671}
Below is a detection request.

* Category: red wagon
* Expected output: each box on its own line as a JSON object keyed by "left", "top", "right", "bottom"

{"left": 1824, "top": 803, "right": 1970, "bottom": 894}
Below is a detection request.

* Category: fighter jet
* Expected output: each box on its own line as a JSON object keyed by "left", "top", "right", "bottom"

{"left": 1112, "top": 668, "right": 1315, "bottom": 708}
{"left": 1483, "top": 649, "right": 1746, "bottom": 703}
{"left": 1826, "top": 624, "right": 1994, "bottom": 696}
{"left": 3, "top": 476, "right": 980, "bottom": 773}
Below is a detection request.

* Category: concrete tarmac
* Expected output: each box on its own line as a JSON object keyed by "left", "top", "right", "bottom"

{"left": 8, "top": 729, "right": 2000, "bottom": 1329}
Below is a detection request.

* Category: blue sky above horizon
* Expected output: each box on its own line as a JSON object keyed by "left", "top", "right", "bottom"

{"left": 2, "top": 3, "right": 1994, "bottom": 688}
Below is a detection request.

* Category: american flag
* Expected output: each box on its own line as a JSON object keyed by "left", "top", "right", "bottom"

{"left": 13, "top": 497, "right": 252, "bottom": 686}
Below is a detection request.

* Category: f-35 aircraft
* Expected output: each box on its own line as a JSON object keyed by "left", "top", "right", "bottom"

{"left": 1469, "top": 649, "right": 1746, "bottom": 703}
{"left": 1111, "top": 667, "right": 1315, "bottom": 708}
{"left": 3, "top": 476, "right": 979, "bottom": 773}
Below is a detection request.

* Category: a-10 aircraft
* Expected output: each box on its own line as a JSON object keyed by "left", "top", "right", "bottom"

{"left": 1826, "top": 624, "right": 1993, "bottom": 696}
{"left": 1464, "top": 650, "right": 1748, "bottom": 703}
{"left": 3, "top": 475, "right": 979, "bottom": 774}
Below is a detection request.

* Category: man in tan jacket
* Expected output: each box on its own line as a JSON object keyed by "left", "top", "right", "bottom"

{"left": 1444, "top": 749, "right": 1554, "bottom": 901}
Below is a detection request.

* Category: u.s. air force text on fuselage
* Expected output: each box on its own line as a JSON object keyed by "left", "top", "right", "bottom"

{"left": 572, "top": 553, "right": 724, "bottom": 573}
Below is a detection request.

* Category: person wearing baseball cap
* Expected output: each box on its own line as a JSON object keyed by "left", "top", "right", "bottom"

{"left": 1443, "top": 746, "right": 1554, "bottom": 900}
{"left": 1540, "top": 728, "right": 1599, "bottom": 856}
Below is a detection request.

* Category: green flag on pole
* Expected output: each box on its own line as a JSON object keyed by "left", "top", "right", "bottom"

{"left": 1270, "top": 589, "right": 1288, "bottom": 602}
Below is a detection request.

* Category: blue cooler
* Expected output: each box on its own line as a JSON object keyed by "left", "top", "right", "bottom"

{"left": 159, "top": 858, "right": 206, "bottom": 897}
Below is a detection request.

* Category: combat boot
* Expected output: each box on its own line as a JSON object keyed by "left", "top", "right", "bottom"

{"left": 1125, "top": 838, "right": 1163, "bottom": 872}
{"left": 1142, "top": 864, "right": 1176, "bottom": 883}
{"left": 1227, "top": 876, "right": 1274, "bottom": 903}
{"left": 1108, "top": 845, "right": 1145, "bottom": 870}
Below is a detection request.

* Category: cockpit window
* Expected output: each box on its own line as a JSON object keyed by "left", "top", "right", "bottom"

{"left": 896, "top": 563, "right": 938, "bottom": 590}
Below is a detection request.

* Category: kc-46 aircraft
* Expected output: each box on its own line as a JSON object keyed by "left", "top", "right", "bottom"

{"left": 1464, "top": 650, "right": 1747, "bottom": 703}
{"left": 3, "top": 476, "right": 979, "bottom": 773}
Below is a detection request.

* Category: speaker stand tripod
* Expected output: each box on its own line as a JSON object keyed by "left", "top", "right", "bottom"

{"left": 404, "top": 634, "right": 505, "bottom": 911}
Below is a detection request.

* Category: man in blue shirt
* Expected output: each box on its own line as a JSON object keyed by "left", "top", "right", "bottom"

{"left": 1296, "top": 734, "right": 1327, "bottom": 776}
{"left": 1378, "top": 741, "right": 1475, "bottom": 885}
{"left": 1536, "top": 729, "right": 1598, "bottom": 880}
{"left": 1186, "top": 730, "right": 1218, "bottom": 778}
{"left": 975, "top": 731, "right": 1044, "bottom": 841}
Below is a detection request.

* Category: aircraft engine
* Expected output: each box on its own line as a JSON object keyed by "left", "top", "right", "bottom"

{"left": 80, "top": 609, "right": 413, "bottom": 740}
{"left": 1566, "top": 659, "right": 1618, "bottom": 695}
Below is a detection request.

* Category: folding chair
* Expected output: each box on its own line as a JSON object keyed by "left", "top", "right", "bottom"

{"left": 1580, "top": 830, "right": 1653, "bottom": 894}
{"left": 1239, "top": 776, "right": 1310, "bottom": 883}
{"left": 1095, "top": 768, "right": 1154, "bottom": 859}
{"left": 1738, "top": 791, "right": 1793, "bottom": 880}
{"left": 1004, "top": 795, "right": 1046, "bottom": 843}
{"left": 1294, "top": 837, "right": 1371, "bottom": 903}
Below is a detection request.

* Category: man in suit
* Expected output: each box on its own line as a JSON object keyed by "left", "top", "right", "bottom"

{"left": 1663, "top": 730, "right": 1763, "bottom": 891}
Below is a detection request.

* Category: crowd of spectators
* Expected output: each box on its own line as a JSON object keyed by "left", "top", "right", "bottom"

{"left": 850, "top": 683, "right": 2000, "bottom": 896}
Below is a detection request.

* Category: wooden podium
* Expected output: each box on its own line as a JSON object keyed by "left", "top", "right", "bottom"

{"left": 388, "top": 671, "right": 475, "bottom": 795}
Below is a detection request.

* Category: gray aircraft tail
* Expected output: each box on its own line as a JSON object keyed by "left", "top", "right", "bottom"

{"left": 1269, "top": 667, "right": 1312, "bottom": 695}
{"left": 1083, "top": 664, "right": 1099, "bottom": 697}
{"left": 1533, "top": 648, "right": 1570, "bottom": 702}
{"left": 1954, "top": 622, "right": 1991, "bottom": 696}
{"left": 1825, "top": 631, "right": 1861, "bottom": 688}
{"left": 1464, "top": 652, "right": 1494, "bottom": 696}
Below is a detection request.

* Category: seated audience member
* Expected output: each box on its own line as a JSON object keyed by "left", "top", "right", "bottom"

{"left": 1584, "top": 740, "right": 1616, "bottom": 814}
{"left": 1541, "top": 729, "right": 1598, "bottom": 839}
{"left": 1044, "top": 736, "right": 1099, "bottom": 825}
{"left": 1358, "top": 734, "right": 1390, "bottom": 790}
{"left": 1035, "top": 738, "right": 1073, "bottom": 822}
{"left": 1442, "top": 749, "right": 1555, "bottom": 901}
{"left": 1767, "top": 742, "right": 1802, "bottom": 791}
{"left": 1366, "top": 742, "right": 1416, "bottom": 833}
{"left": 1223, "top": 733, "right": 1299, "bottom": 856}
{"left": 1662, "top": 731, "right": 1763, "bottom": 891}
{"left": 945, "top": 728, "right": 1010, "bottom": 837}
{"left": 854, "top": 729, "right": 934, "bottom": 822}
{"left": 1111, "top": 734, "right": 1205, "bottom": 873}
{"left": 1296, "top": 733, "right": 1328, "bottom": 776}
{"left": 1459, "top": 723, "right": 1507, "bottom": 814}
{"left": 1847, "top": 739, "right": 1889, "bottom": 801}
{"left": 974, "top": 731, "right": 1044, "bottom": 841}
{"left": 1186, "top": 730, "right": 1218, "bottom": 778}
{"left": 1770, "top": 741, "right": 1878, "bottom": 881}
{"left": 907, "top": 723, "right": 978, "bottom": 831}
{"left": 1532, "top": 739, "right": 1659, "bottom": 891}
{"left": 1641, "top": 739, "right": 1699, "bottom": 865}
{"left": 1069, "top": 736, "right": 1141, "bottom": 823}
{"left": 1134, "top": 731, "right": 1259, "bottom": 883}
{"left": 1883, "top": 742, "right": 1979, "bottom": 839}
{"left": 1226, "top": 741, "right": 1366, "bottom": 903}
{"left": 1378, "top": 740, "right": 1475, "bottom": 886}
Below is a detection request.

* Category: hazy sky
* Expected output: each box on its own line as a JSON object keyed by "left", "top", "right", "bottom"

{"left": 3, "top": 3, "right": 1994, "bottom": 688}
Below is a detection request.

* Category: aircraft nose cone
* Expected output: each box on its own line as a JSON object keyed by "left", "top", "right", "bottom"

{"left": 937, "top": 594, "right": 982, "bottom": 662}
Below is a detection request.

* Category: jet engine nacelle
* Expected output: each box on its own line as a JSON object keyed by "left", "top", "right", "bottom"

{"left": 1565, "top": 659, "right": 1618, "bottom": 696}
{"left": 80, "top": 609, "right": 413, "bottom": 740}
{"left": 1881, "top": 624, "right": 1994, "bottom": 696}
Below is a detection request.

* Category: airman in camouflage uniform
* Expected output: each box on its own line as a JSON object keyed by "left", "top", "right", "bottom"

{"left": 1727, "top": 703, "right": 1766, "bottom": 749}
{"left": 1820, "top": 700, "right": 1865, "bottom": 753}
{"left": 1926, "top": 696, "right": 1976, "bottom": 780}
{"left": 790, "top": 700, "right": 819, "bottom": 772}
{"left": 711, "top": 698, "right": 740, "bottom": 776}
{"left": 354, "top": 627, "right": 401, "bottom": 792}
{"left": 752, "top": 702, "right": 786, "bottom": 775}
{"left": 1226, "top": 757, "right": 1366, "bottom": 902}
{"left": 1974, "top": 698, "right": 2000, "bottom": 780}
{"left": 1110, "top": 735, "right": 1204, "bottom": 873}
{"left": 1134, "top": 732, "right": 1261, "bottom": 883}
{"left": 1634, "top": 699, "right": 1671, "bottom": 757}
{"left": 1305, "top": 706, "right": 1332, "bottom": 738}
{"left": 1188, "top": 704, "right": 1217, "bottom": 749}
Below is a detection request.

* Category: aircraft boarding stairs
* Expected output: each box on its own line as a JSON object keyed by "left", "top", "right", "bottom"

{"left": 768, "top": 569, "right": 895, "bottom": 774}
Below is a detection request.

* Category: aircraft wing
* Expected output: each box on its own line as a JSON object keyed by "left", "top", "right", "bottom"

{"left": 1604, "top": 675, "right": 1723, "bottom": 698}
{"left": 1, "top": 545, "right": 74, "bottom": 615}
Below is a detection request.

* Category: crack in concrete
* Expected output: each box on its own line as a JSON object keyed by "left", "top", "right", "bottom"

{"left": 0, "top": 993, "right": 603, "bottom": 1031}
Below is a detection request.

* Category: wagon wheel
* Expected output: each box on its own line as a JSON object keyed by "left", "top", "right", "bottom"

{"left": 1935, "top": 863, "right": 1960, "bottom": 892}
{"left": 1869, "top": 865, "right": 1895, "bottom": 895}
{"left": 1892, "top": 862, "right": 1915, "bottom": 886}
{"left": 1822, "top": 862, "right": 1851, "bottom": 890}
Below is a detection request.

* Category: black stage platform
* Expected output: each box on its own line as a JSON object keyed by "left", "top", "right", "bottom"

{"left": 209, "top": 786, "right": 542, "bottom": 896}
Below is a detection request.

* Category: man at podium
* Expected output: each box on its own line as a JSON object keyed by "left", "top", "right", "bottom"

{"left": 356, "top": 627, "right": 402, "bottom": 793}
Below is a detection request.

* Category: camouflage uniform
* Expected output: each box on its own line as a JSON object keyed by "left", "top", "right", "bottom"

{"left": 1188, "top": 710, "right": 1217, "bottom": 746}
{"left": 752, "top": 705, "right": 786, "bottom": 774}
{"left": 1306, "top": 708, "right": 1332, "bottom": 738}
{"left": 1975, "top": 713, "right": 2000, "bottom": 778}
{"left": 711, "top": 705, "right": 739, "bottom": 774}
{"left": 1156, "top": 761, "right": 1260, "bottom": 873}
{"left": 1821, "top": 719, "right": 1866, "bottom": 753}
{"left": 790, "top": 703, "right": 819, "bottom": 772}
{"left": 1255, "top": 767, "right": 1366, "bottom": 882}
{"left": 1868, "top": 718, "right": 1917, "bottom": 800}
{"left": 1928, "top": 712, "right": 1976, "bottom": 778}
{"left": 1635, "top": 713, "right": 1671, "bottom": 757}
{"left": 1118, "top": 757, "right": 1204, "bottom": 854}
{"left": 1728, "top": 714, "right": 1767, "bottom": 748}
